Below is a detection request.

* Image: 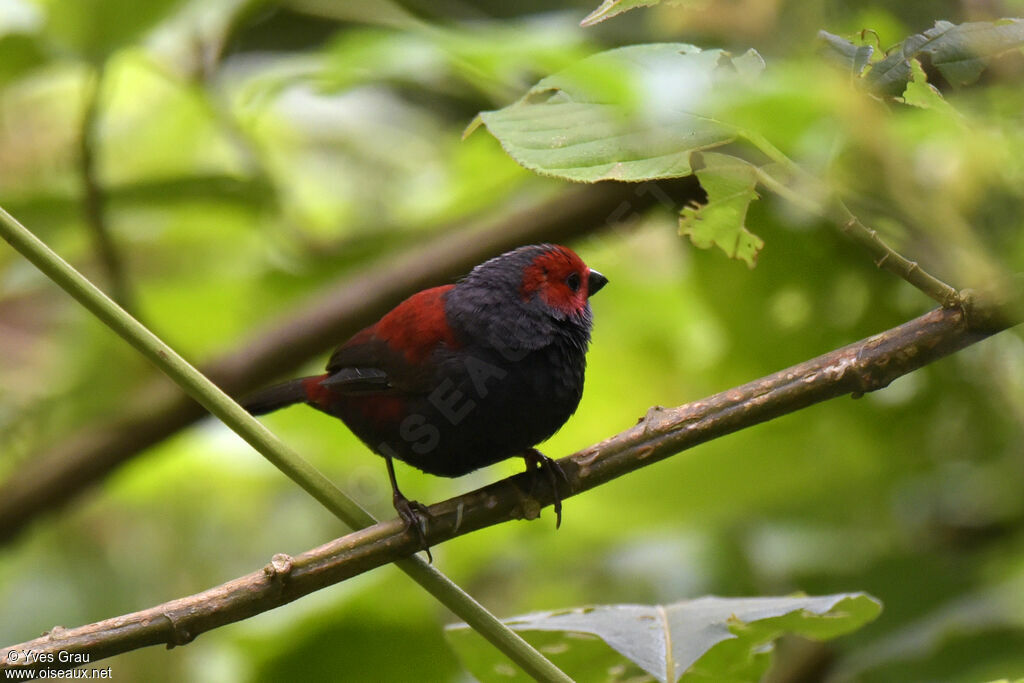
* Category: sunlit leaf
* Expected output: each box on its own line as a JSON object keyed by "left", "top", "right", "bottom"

{"left": 475, "top": 43, "right": 764, "bottom": 182}
{"left": 580, "top": 0, "right": 695, "bottom": 27}
{"left": 447, "top": 593, "right": 882, "bottom": 683}
{"left": 680, "top": 152, "right": 763, "bottom": 268}
{"left": 900, "top": 58, "right": 958, "bottom": 115}
{"left": 865, "top": 19, "right": 1024, "bottom": 96}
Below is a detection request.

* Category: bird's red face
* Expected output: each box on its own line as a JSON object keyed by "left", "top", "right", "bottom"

{"left": 519, "top": 246, "right": 608, "bottom": 316}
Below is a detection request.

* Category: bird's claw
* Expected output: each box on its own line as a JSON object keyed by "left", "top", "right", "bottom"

{"left": 394, "top": 493, "right": 433, "bottom": 563}
{"left": 523, "top": 448, "right": 568, "bottom": 529}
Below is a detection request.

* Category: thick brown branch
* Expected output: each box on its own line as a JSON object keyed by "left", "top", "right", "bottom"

{"left": 3, "top": 304, "right": 1013, "bottom": 671}
{"left": 0, "top": 179, "right": 698, "bottom": 544}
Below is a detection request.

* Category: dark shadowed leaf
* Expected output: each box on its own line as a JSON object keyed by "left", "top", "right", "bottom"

{"left": 865, "top": 19, "right": 1024, "bottom": 96}
{"left": 817, "top": 30, "right": 874, "bottom": 76}
{"left": 474, "top": 43, "right": 764, "bottom": 182}
{"left": 446, "top": 593, "right": 881, "bottom": 682}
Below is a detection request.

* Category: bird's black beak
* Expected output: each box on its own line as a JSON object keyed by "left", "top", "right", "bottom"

{"left": 587, "top": 269, "right": 608, "bottom": 296}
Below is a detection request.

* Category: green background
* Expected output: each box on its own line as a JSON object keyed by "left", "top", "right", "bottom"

{"left": 1, "top": 0, "right": 1023, "bottom": 680}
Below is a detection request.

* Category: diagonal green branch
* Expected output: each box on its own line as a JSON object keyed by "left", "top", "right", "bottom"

{"left": 3, "top": 302, "right": 1016, "bottom": 672}
{"left": 0, "top": 205, "right": 572, "bottom": 683}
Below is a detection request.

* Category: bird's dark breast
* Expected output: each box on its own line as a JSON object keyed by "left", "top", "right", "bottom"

{"left": 370, "top": 341, "right": 586, "bottom": 477}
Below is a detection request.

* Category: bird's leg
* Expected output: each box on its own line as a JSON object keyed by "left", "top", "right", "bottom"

{"left": 522, "top": 448, "right": 569, "bottom": 529}
{"left": 384, "top": 454, "right": 433, "bottom": 563}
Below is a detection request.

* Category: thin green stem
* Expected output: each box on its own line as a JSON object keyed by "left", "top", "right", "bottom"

{"left": 751, "top": 165, "right": 823, "bottom": 216}
{"left": 739, "top": 129, "right": 798, "bottom": 172}
{"left": 0, "top": 206, "right": 571, "bottom": 683}
{"left": 740, "top": 130, "right": 961, "bottom": 308}
{"left": 830, "top": 201, "right": 961, "bottom": 307}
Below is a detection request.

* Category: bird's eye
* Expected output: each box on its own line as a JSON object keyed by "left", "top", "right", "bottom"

{"left": 566, "top": 272, "right": 581, "bottom": 292}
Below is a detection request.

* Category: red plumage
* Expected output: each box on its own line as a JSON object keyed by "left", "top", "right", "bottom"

{"left": 243, "top": 244, "right": 607, "bottom": 553}
{"left": 361, "top": 285, "right": 459, "bottom": 364}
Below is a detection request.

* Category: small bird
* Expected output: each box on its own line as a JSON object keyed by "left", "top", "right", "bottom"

{"left": 244, "top": 244, "right": 607, "bottom": 553}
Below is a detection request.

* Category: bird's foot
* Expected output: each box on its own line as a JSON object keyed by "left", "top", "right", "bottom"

{"left": 394, "top": 493, "right": 433, "bottom": 563}
{"left": 522, "top": 448, "right": 569, "bottom": 529}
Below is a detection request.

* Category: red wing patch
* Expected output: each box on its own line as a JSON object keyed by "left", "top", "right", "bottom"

{"left": 373, "top": 285, "right": 459, "bottom": 363}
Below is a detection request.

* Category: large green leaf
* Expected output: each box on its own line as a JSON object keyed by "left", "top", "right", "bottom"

{"left": 473, "top": 43, "right": 764, "bottom": 182}
{"left": 865, "top": 19, "right": 1024, "bottom": 96}
{"left": 680, "top": 152, "right": 764, "bottom": 268}
{"left": 446, "top": 593, "right": 881, "bottom": 683}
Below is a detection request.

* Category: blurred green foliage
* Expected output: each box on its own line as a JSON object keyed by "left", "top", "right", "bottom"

{"left": 1, "top": 0, "right": 1023, "bottom": 680}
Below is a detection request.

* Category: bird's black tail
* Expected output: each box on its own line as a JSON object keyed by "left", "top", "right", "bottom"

{"left": 241, "top": 378, "right": 311, "bottom": 415}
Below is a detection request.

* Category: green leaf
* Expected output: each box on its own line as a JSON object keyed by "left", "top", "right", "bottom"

{"left": 446, "top": 593, "right": 882, "bottom": 683}
{"left": 0, "top": 0, "right": 49, "bottom": 86}
{"left": 38, "top": 0, "right": 187, "bottom": 62}
{"left": 579, "top": 0, "right": 694, "bottom": 27}
{"left": 816, "top": 30, "right": 874, "bottom": 76}
{"left": 680, "top": 153, "right": 764, "bottom": 268}
{"left": 900, "top": 58, "right": 958, "bottom": 115}
{"left": 0, "top": 33, "right": 49, "bottom": 87}
{"left": 317, "top": 21, "right": 592, "bottom": 102}
{"left": 475, "top": 43, "right": 764, "bottom": 182}
{"left": 865, "top": 19, "right": 1024, "bottom": 97}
